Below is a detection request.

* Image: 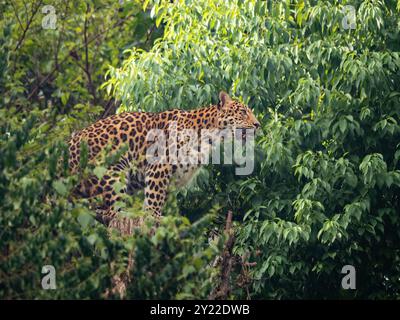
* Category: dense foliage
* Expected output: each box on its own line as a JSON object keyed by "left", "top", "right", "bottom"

{"left": 0, "top": 0, "right": 217, "bottom": 299}
{"left": 1, "top": 0, "right": 400, "bottom": 299}
{"left": 107, "top": 0, "right": 400, "bottom": 299}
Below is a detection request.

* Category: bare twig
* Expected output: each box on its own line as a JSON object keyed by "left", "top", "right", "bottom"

{"left": 10, "top": 2, "right": 24, "bottom": 30}
{"left": 102, "top": 98, "right": 119, "bottom": 118}
{"left": 83, "top": 4, "right": 98, "bottom": 105}
{"left": 209, "top": 210, "right": 235, "bottom": 300}
{"left": 237, "top": 252, "right": 256, "bottom": 300}
{"left": 104, "top": 215, "right": 146, "bottom": 299}
{"left": 14, "top": 0, "right": 43, "bottom": 51}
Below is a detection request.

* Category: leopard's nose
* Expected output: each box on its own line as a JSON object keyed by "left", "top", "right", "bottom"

{"left": 254, "top": 121, "right": 261, "bottom": 129}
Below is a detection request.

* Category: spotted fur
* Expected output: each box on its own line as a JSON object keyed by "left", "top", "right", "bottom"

{"left": 68, "top": 91, "right": 260, "bottom": 224}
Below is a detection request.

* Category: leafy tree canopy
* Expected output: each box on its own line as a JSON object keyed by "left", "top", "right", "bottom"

{"left": 1, "top": 0, "right": 400, "bottom": 299}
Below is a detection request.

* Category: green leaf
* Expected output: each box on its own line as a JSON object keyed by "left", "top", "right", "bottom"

{"left": 93, "top": 166, "right": 107, "bottom": 180}
{"left": 53, "top": 180, "right": 68, "bottom": 196}
{"left": 77, "top": 211, "right": 93, "bottom": 229}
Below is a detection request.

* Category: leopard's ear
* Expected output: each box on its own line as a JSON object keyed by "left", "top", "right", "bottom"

{"left": 219, "top": 91, "right": 232, "bottom": 107}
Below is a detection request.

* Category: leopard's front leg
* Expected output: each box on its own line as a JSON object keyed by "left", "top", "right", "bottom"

{"left": 144, "top": 163, "right": 172, "bottom": 219}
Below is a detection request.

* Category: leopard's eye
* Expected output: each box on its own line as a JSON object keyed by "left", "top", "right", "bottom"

{"left": 241, "top": 109, "right": 247, "bottom": 116}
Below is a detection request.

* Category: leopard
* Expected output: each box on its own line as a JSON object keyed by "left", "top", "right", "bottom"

{"left": 68, "top": 91, "right": 260, "bottom": 226}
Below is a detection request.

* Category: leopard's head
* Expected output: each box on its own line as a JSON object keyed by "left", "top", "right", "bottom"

{"left": 216, "top": 91, "right": 260, "bottom": 132}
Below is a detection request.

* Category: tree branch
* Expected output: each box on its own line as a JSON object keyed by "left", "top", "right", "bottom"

{"left": 10, "top": 2, "right": 24, "bottom": 30}
{"left": 14, "top": 0, "right": 43, "bottom": 51}
{"left": 209, "top": 210, "right": 235, "bottom": 300}
{"left": 83, "top": 4, "right": 98, "bottom": 105}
